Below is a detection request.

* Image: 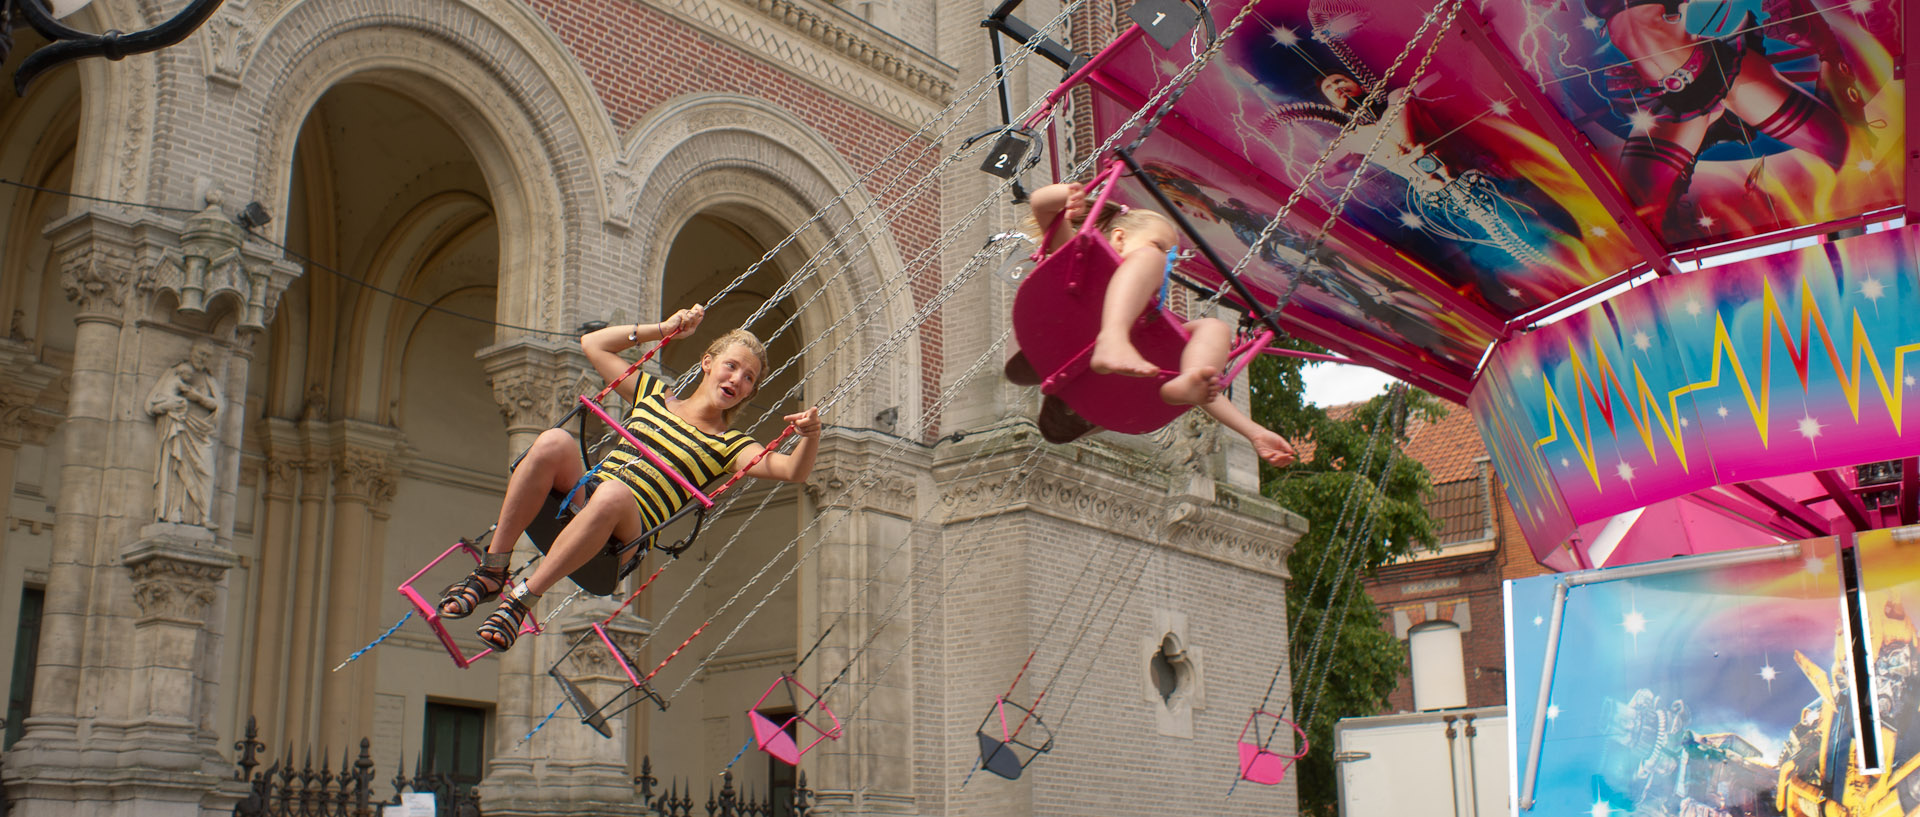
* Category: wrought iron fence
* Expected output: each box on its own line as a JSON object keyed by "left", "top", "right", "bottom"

{"left": 227, "top": 715, "right": 814, "bottom": 817}
{"left": 229, "top": 716, "right": 481, "bottom": 817}
{"left": 635, "top": 755, "right": 812, "bottom": 817}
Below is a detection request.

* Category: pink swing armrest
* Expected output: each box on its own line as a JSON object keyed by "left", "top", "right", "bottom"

{"left": 1233, "top": 710, "right": 1309, "bottom": 785}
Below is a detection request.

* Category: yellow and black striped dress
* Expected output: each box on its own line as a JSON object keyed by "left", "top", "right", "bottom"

{"left": 593, "top": 371, "right": 754, "bottom": 532}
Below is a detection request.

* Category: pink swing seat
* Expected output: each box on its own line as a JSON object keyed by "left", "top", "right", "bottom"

{"left": 1010, "top": 169, "right": 1192, "bottom": 436}
{"left": 397, "top": 540, "right": 539, "bottom": 669}
{"left": 1234, "top": 710, "right": 1309, "bottom": 785}
{"left": 748, "top": 674, "right": 843, "bottom": 766}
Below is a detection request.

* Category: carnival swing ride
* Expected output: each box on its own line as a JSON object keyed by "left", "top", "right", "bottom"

{"left": 338, "top": 0, "right": 1917, "bottom": 800}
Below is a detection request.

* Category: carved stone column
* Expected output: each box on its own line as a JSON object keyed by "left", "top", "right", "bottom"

{"left": 476, "top": 334, "right": 619, "bottom": 815}
{"left": 244, "top": 419, "right": 308, "bottom": 742}
{"left": 477, "top": 336, "right": 593, "bottom": 454}
{"left": 479, "top": 598, "right": 647, "bottom": 817}
{"left": 316, "top": 422, "right": 405, "bottom": 752}
{"left": 3, "top": 201, "right": 297, "bottom": 817}
{"left": 798, "top": 432, "right": 928, "bottom": 811}
{"left": 121, "top": 530, "right": 239, "bottom": 763}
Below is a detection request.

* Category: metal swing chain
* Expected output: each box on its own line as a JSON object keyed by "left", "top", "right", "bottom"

{"left": 662, "top": 329, "right": 1020, "bottom": 699}
{"left": 798, "top": 434, "right": 1058, "bottom": 720}
{"left": 635, "top": 326, "right": 1014, "bottom": 678}
{"left": 1249, "top": 385, "right": 1403, "bottom": 715}
{"left": 630, "top": 246, "right": 1030, "bottom": 657}
{"left": 659, "top": 60, "right": 1294, "bottom": 697}
{"left": 1275, "top": 0, "right": 1465, "bottom": 313}
{"left": 1279, "top": 387, "right": 1411, "bottom": 735}
{"left": 665, "top": 0, "right": 1103, "bottom": 394}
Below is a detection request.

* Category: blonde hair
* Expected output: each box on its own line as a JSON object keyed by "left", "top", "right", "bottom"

{"left": 702, "top": 329, "right": 768, "bottom": 424}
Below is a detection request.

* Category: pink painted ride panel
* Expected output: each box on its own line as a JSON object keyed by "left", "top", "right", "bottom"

{"left": 748, "top": 674, "right": 843, "bottom": 766}
{"left": 398, "top": 541, "right": 539, "bottom": 669}
{"left": 1011, "top": 163, "right": 1193, "bottom": 435}
{"left": 1234, "top": 710, "right": 1308, "bottom": 785}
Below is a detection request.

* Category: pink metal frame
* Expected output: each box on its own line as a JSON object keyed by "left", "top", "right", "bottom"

{"left": 1234, "top": 710, "right": 1309, "bottom": 785}
{"left": 748, "top": 674, "right": 844, "bottom": 766}
{"left": 397, "top": 541, "right": 539, "bottom": 669}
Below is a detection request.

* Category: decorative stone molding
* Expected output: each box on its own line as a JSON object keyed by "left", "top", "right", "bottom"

{"left": 123, "top": 526, "right": 239, "bottom": 627}
{"left": 556, "top": 614, "right": 650, "bottom": 685}
{"left": 640, "top": 0, "right": 954, "bottom": 127}
{"left": 58, "top": 240, "right": 134, "bottom": 316}
{"left": 327, "top": 420, "right": 408, "bottom": 508}
{"left": 202, "top": 0, "right": 259, "bottom": 85}
{"left": 803, "top": 432, "right": 927, "bottom": 517}
{"left": 478, "top": 337, "right": 591, "bottom": 437}
{"left": 0, "top": 340, "right": 61, "bottom": 445}
{"left": 259, "top": 458, "right": 305, "bottom": 499}
{"left": 138, "top": 193, "right": 300, "bottom": 332}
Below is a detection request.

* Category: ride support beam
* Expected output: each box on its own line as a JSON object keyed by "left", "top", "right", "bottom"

{"left": 1681, "top": 488, "right": 1823, "bottom": 541}
{"left": 1900, "top": 457, "right": 1917, "bottom": 526}
{"left": 1731, "top": 479, "right": 1833, "bottom": 537}
{"left": 1455, "top": 10, "right": 1676, "bottom": 278}
{"left": 1813, "top": 468, "right": 1873, "bottom": 531}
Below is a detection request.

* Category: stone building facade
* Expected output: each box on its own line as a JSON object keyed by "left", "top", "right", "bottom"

{"left": 0, "top": 1, "right": 1307, "bottom": 815}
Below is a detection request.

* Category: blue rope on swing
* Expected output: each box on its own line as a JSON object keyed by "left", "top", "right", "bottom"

{"left": 331, "top": 610, "right": 414, "bottom": 672}
{"left": 515, "top": 700, "right": 568, "bottom": 749}
{"left": 559, "top": 464, "right": 603, "bottom": 516}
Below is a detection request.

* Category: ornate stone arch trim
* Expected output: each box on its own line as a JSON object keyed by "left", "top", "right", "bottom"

{"left": 229, "top": 0, "right": 616, "bottom": 333}
{"left": 620, "top": 94, "right": 918, "bottom": 425}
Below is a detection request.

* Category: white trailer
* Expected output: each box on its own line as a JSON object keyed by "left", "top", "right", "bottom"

{"left": 1334, "top": 707, "right": 1508, "bottom": 817}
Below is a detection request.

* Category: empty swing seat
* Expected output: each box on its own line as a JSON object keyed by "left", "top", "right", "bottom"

{"left": 1234, "top": 710, "right": 1309, "bottom": 785}
{"left": 749, "top": 674, "right": 843, "bottom": 766}
{"left": 974, "top": 697, "right": 1055, "bottom": 781}
{"left": 548, "top": 621, "right": 667, "bottom": 737}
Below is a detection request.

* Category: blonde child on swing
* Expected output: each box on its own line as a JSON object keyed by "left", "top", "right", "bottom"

{"left": 1023, "top": 180, "right": 1298, "bottom": 468}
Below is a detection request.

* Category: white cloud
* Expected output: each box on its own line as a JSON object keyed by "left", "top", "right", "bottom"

{"left": 1301, "top": 363, "right": 1398, "bottom": 407}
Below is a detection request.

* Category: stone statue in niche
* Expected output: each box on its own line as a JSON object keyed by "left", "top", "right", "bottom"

{"left": 145, "top": 341, "right": 224, "bottom": 527}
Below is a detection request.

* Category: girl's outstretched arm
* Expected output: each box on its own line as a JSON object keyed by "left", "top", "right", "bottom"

{"left": 736, "top": 406, "right": 823, "bottom": 483}
{"left": 1199, "top": 397, "right": 1298, "bottom": 468}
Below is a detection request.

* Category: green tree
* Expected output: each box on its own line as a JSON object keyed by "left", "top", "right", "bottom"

{"left": 1247, "top": 348, "right": 1443, "bottom": 816}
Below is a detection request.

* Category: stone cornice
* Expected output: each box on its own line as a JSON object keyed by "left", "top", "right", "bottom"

{"left": 639, "top": 0, "right": 955, "bottom": 128}
{"left": 803, "top": 430, "right": 932, "bottom": 518}
{"left": 934, "top": 427, "right": 1304, "bottom": 579}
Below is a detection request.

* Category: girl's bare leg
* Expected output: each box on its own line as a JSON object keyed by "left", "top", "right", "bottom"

{"left": 1092, "top": 249, "right": 1169, "bottom": 378}
{"left": 1161, "top": 318, "right": 1228, "bottom": 406}
{"left": 486, "top": 428, "right": 587, "bottom": 556}
{"left": 518, "top": 485, "right": 644, "bottom": 597}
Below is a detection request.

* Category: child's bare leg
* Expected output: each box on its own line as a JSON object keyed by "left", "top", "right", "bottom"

{"left": 1161, "top": 318, "right": 1230, "bottom": 406}
{"left": 488, "top": 428, "right": 587, "bottom": 556}
{"left": 1091, "top": 249, "right": 1167, "bottom": 378}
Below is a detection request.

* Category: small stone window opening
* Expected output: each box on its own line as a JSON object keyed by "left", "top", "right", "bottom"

{"left": 1151, "top": 635, "right": 1190, "bottom": 704}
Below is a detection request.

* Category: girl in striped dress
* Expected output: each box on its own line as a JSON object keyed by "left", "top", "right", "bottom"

{"left": 438, "top": 304, "right": 822, "bottom": 651}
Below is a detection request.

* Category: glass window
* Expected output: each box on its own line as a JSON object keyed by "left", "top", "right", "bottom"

{"left": 6, "top": 587, "right": 45, "bottom": 749}
{"left": 423, "top": 701, "right": 488, "bottom": 791}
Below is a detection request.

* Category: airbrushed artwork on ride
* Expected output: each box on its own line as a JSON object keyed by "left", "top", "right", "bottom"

{"left": 1471, "top": 223, "right": 1920, "bottom": 548}
{"left": 1481, "top": 0, "right": 1904, "bottom": 248}
{"left": 1088, "top": 99, "right": 1495, "bottom": 374}
{"left": 1507, "top": 529, "right": 1920, "bottom": 817}
{"left": 1088, "top": 0, "right": 1641, "bottom": 320}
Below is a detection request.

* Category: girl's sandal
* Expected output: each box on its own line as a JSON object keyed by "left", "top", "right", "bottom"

{"left": 476, "top": 584, "right": 541, "bottom": 652}
{"left": 438, "top": 553, "right": 511, "bottom": 619}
